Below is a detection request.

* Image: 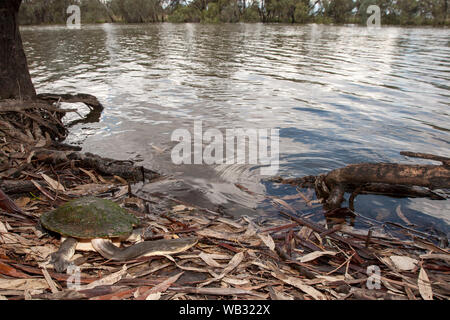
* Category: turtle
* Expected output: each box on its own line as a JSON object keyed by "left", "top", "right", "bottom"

{"left": 40, "top": 196, "right": 197, "bottom": 272}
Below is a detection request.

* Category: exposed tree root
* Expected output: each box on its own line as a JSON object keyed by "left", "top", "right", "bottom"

{"left": 0, "top": 96, "right": 159, "bottom": 194}
{"left": 36, "top": 93, "right": 104, "bottom": 125}
{"left": 36, "top": 93, "right": 103, "bottom": 109}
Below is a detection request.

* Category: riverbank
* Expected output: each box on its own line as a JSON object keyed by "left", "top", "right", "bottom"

{"left": 18, "top": 20, "right": 450, "bottom": 28}
{"left": 18, "top": 0, "right": 450, "bottom": 27}
{"left": 0, "top": 97, "right": 449, "bottom": 300}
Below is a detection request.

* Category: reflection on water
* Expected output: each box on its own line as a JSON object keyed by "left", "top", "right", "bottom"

{"left": 21, "top": 23, "right": 450, "bottom": 233}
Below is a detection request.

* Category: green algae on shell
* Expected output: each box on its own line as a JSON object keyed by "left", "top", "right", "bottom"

{"left": 40, "top": 196, "right": 139, "bottom": 239}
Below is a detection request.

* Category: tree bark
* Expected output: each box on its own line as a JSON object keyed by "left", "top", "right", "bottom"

{"left": 0, "top": 0, "right": 36, "bottom": 100}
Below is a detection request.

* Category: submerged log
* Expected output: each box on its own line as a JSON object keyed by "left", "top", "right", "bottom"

{"left": 273, "top": 152, "right": 450, "bottom": 210}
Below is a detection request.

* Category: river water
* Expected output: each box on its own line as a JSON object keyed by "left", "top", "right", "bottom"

{"left": 21, "top": 23, "right": 450, "bottom": 234}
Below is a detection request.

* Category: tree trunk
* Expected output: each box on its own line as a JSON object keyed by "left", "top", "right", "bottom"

{"left": 0, "top": 0, "right": 36, "bottom": 100}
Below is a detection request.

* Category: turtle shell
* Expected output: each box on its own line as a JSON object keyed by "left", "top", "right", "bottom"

{"left": 40, "top": 197, "right": 139, "bottom": 239}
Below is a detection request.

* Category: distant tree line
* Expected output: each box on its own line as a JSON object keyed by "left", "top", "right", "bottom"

{"left": 19, "top": 0, "right": 449, "bottom": 26}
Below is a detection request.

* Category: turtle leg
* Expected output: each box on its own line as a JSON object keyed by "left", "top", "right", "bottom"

{"left": 50, "top": 237, "right": 78, "bottom": 273}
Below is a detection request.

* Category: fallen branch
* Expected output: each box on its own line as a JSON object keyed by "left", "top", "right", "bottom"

{"left": 272, "top": 152, "right": 450, "bottom": 209}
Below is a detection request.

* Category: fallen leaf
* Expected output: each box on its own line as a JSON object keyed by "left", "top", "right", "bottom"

{"left": 0, "top": 278, "right": 49, "bottom": 291}
{"left": 273, "top": 272, "right": 326, "bottom": 300}
{"left": 217, "top": 217, "right": 244, "bottom": 229}
{"left": 114, "top": 175, "right": 128, "bottom": 185}
{"left": 258, "top": 233, "right": 275, "bottom": 251}
{"left": 0, "top": 232, "right": 33, "bottom": 246}
{"left": 0, "top": 221, "right": 8, "bottom": 233}
{"left": 148, "top": 221, "right": 169, "bottom": 233}
{"left": 272, "top": 198, "right": 297, "bottom": 214}
{"left": 41, "top": 173, "right": 66, "bottom": 192}
{"left": 79, "top": 168, "right": 99, "bottom": 183}
{"left": 222, "top": 277, "right": 250, "bottom": 286}
{"left": 172, "top": 205, "right": 190, "bottom": 212}
{"left": 297, "top": 251, "right": 337, "bottom": 263}
{"left": 268, "top": 286, "right": 294, "bottom": 300}
{"left": 197, "top": 229, "right": 240, "bottom": 242}
{"left": 200, "top": 251, "right": 245, "bottom": 287}
{"left": 137, "top": 272, "right": 184, "bottom": 300}
{"left": 146, "top": 292, "right": 162, "bottom": 300}
{"left": 418, "top": 267, "right": 433, "bottom": 300}
{"left": 221, "top": 251, "right": 245, "bottom": 276}
{"left": 389, "top": 255, "right": 418, "bottom": 271}
{"left": 199, "top": 252, "right": 224, "bottom": 268}
{"left": 80, "top": 265, "right": 128, "bottom": 290}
